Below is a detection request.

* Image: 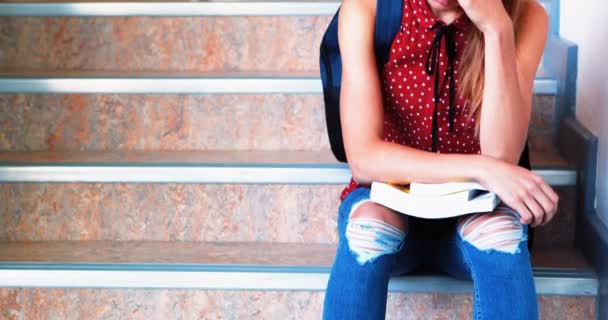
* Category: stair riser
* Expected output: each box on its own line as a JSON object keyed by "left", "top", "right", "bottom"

{"left": 0, "top": 16, "right": 329, "bottom": 73}
{"left": 0, "top": 183, "right": 575, "bottom": 247}
{"left": 0, "top": 16, "right": 559, "bottom": 77}
{"left": 0, "top": 289, "right": 596, "bottom": 320}
{"left": 0, "top": 94, "right": 328, "bottom": 151}
{"left": 0, "top": 94, "right": 329, "bottom": 151}
{"left": 0, "top": 184, "right": 342, "bottom": 242}
{"left": 1, "top": 94, "right": 555, "bottom": 152}
{"left": 533, "top": 186, "right": 576, "bottom": 248}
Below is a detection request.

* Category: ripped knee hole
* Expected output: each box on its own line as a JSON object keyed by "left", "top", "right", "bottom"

{"left": 458, "top": 212, "right": 524, "bottom": 253}
{"left": 345, "top": 217, "right": 406, "bottom": 265}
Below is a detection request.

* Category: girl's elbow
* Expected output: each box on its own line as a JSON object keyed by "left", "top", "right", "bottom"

{"left": 349, "top": 156, "right": 374, "bottom": 185}
{"left": 345, "top": 138, "right": 382, "bottom": 184}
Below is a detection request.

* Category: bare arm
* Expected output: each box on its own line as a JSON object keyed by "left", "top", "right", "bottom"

{"left": 338, "top": 0, "right": 488, "bottom": 186}
{"left": 453, "top": 0, "right": 557, "bottom": 226}
{"left": 478, "top": 0, "right": 549, "bottom": 164}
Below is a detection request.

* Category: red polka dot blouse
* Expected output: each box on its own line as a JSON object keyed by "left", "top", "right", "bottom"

{"left": 340, "top": 0, "right": 482, "bottom": 202}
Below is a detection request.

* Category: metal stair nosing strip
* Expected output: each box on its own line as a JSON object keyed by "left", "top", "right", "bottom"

{"left": 0, "top": 263, "right": 597, "bottom": 296}
{"left": 0, "top": 2, "right": 342, "bottom": 17}
{"left": 0, "top": 0, "right": 554, "bottom": 17}
{"left": 0, "top": 163, "right": 576, "bottom": 186}
{"left": 0, "top": 76, "right": 558, "bottom": 95}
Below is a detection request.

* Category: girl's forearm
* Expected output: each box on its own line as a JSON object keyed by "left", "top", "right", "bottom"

{"left": 478, "top": 22, "right": 529, "bottom": 164}
{"left": 350, "top": 140, "right": 490, "bottom": 186}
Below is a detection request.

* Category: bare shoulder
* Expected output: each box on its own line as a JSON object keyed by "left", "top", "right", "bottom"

{"left": 518, "top": 0, "right": 549, "bottom": 31}
{"left": 337, "top": 0, "right": 378, "bottom": 62}
{"left": 512, "top": 0, "right": 549, "bottom": 92}
{"left": 514, "top": 0, "right": 549, "bottom": 55}
{"left": 340, "top": 0, "right": 376, "bottom": 16}
{"left": 339, "top": 0, "right": 377, "bottom": 28}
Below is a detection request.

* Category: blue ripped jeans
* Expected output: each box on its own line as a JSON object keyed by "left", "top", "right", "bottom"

{"left": 323, "top": 186, "right": 538, "bottom": 320}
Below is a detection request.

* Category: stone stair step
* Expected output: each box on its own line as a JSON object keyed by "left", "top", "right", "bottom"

{"left": 0, "top": 182, "right": 578, "bottom": 245}
{"left": 0, "top": 0, "right": 554, "bottom": 18}
{"left": 0, "top": 93, "right": 557, "bottom": 152}
{"left": 0, "top": 241, "right": 597, "bottom": 318}
{"left": 0, "top": 15, "right": 331, "bottom": 73}
{"left": 0, "top": 0, "right": 556, "bottom": 73}
{"left": 0, "top": 71, "right": 557, "bottom": 152}
{"left": 0, "top": 149, "right": 575, "bottom": 184}
{"left": 0, "top": 182, "right": 343, "bottom": 242}
{"left": 0, "top": 289, "right": 594, "bottom": 320}
{"left": 0, "top": 1, "right": 341, "bottom": 17}
{"left": 0, "top": 93, "right": 329, "bottom": 152}
{"left": 0, "top": 241, "right": 590, "bottom": 269}
{"left": 0, "top": 70, "right": 556, "bottom": 94}
{"left": 0, "top": 241, "right": 597, "bottom": 294}
{"left": 0, "top": 150, "right": 578, "bottom": 246}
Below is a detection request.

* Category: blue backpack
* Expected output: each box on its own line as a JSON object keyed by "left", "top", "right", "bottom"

{"left": 318, "top": 0, "right": 535, "bottom": 248}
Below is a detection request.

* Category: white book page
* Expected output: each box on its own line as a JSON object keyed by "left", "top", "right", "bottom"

{"left": 409, "top": 181, "right": 487, "bottom": 196}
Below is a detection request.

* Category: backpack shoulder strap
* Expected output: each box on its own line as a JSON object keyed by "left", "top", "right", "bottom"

{"left": 319, "top": 7, "right": 346, "bottom": 161}
{"left": 374, "top": 0, "right": 404, "bottom": 72}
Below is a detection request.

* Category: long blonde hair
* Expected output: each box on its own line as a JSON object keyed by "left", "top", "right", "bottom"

{"left": 458, "top": 0, "right": 524, "bottom": 136}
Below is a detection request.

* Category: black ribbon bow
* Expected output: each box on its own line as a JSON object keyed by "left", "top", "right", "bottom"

{"left": 425, "top": 21, "right": 458, "bottom": 151}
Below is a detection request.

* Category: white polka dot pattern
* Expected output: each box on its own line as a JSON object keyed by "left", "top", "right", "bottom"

{"left": 341, "top": 0, "right": 481, "bottom": 202}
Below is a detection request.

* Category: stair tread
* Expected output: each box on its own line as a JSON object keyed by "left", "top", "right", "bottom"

{"left": 0, "top": 70, "right": 557, "bottom": 94}
{"left": 0, "top": 67, "right": 552, "bottom": 78}
{"left": 2, "top": 0, "right": 341, "bottom": 4}
{"left": 0, "top": 69, "right": 555, "bottom": 81}
{"left": 0, "top": 241, "right": 592, "bottom": 271}
{"left": 0, "top": 149, "right": 572, "bottom": 169}
{"left": 0, "top": 150, "right": 340, "bottom": 166}
{"left": 0, "top": 69, "right": 322, "bottom": 79}
{"left": 0, "top": 0, "right": 550, "bottom": 6}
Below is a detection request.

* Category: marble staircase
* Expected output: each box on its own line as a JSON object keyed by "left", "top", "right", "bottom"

{"left": 0, "top": 0, "right": 598, "bottom": 319}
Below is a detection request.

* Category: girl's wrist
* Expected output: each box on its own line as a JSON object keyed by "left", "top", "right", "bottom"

{"left": 481, "top": 17, "right": 513, "bottom": 39}
{"left": 470, "top": 154, "right": 492, "bottom": 185}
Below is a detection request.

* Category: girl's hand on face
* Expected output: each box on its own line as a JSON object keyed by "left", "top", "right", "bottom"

{"left": 454, "top": 0, "right": 512, "bottom": 34}
{"left": 476, "top": 155, "right": 560, "bottom": 227}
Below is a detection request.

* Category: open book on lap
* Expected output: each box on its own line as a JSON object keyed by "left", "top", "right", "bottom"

{"left": 369, "top": 181, "right": 500, "bottom": 219}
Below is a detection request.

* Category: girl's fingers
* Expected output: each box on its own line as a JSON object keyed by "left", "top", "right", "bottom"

{"left": 532, "top": 188, "right": 555, "bottom": 225}
{"left": 512, "top": 200, "right": 533, "bottom": 225}
{"left": 536, "top": 181, "right": 559, "bottom": 225}
{"left": 522, "top": 194, "right": 544, "bottom": 227}
{"left": 539, "top": 182, "right": 560, "bottom": 208}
